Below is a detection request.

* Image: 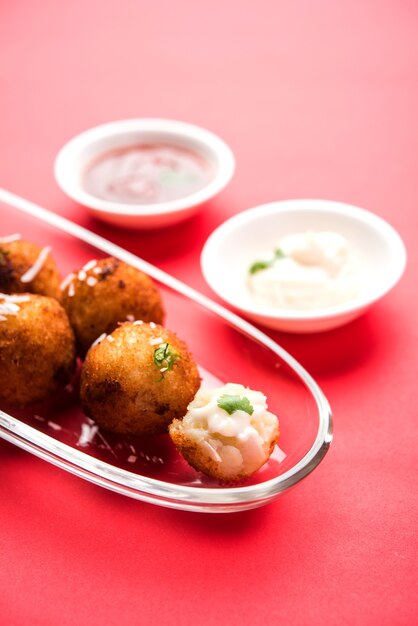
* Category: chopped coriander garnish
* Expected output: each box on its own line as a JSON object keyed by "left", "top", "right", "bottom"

{"left": 217, "top": 394, "right": 254, "bottom": 416}
{"left": 153, "top": 342, "right": 179, "bottom": 379}
{"left": 249, "top": 247, "right": 285, "bottom": 274}
{"left": 249, "top": 260, "right": 270, "bottom": 274}
{"left": 274, "top": 248, "right": 285, "bottom": 259}
{"left": 159, "top": 169, "right": 199, "bottom": 186}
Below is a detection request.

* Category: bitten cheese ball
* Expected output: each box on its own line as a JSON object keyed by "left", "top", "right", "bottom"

{"left": 60, "top": 257, "right": 165, "bottom": 356}
{"left": 80, "top": 321, "right": 201, "bottom": 436}
{"left": 169, "top": 383, "right": 279, "bottom": 482}
{"left": 0, "top": 236, "right": 61, "bottom": 299}
{"left": 0, "top": 293, "right": 76, "bottom": 406}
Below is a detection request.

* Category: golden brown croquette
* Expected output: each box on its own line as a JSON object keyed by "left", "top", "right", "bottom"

{"left": 60, "top": 257, "right": 165, "bottom": 356}
{"left": 80, "top": 321, "right": 201, "bottom": 436}
{"left": 0, "top": 238, "right": 61, "bottom": 299}
{"left": 169, "top": 384, "right": 279, "bottom": 482}
{"left": 0, "top": 293, "right": 76, "bottom": 406}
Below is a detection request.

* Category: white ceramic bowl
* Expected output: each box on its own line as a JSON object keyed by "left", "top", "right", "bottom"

{"left": 54, "top": 119, "right": 235, "bottom": 229}
{"left": 201, "top": 200, "right": 407, "bottom": 333}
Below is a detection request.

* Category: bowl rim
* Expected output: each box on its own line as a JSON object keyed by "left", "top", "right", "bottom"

{"left": 201, "top": 199, "right": 407, "bottom": 322}
{"left": 0, "top": 188, "right": 332, "bottom": 512}
{"left": 54, "top": 118, "right": 235, "bottom": 217}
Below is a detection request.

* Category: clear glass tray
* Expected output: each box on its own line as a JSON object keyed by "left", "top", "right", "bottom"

{"left": 0, "top": 189, "right": 332, "bottom": 512}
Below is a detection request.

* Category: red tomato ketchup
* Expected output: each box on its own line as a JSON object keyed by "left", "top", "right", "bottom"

{"left": 83, "top": 144, "right": 214, "bottom": 205}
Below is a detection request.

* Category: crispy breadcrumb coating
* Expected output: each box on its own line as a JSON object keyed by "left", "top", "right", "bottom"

{"left": 0, "top": 293, "right": 76, "bottom": 405}
{"left": 80, "top": 321, "right": 201, "bottom": 435}
{"left": 0, "top": 239, "right": 61, "bottom": 299}
{"left": 61, "top": 257, "right": 165, "bottom": 356}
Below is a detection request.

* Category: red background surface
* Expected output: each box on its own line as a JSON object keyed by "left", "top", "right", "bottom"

{"left": 1, "top": 1, "right": 417, "bottom": 624}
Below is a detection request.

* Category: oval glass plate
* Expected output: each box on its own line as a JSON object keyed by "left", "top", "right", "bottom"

{"left": 0, "top": 189, "right": 332, "bottom": 513}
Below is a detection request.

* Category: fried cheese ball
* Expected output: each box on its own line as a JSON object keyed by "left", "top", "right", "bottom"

{"left": 60, "top": 257, "right": 165, "bottom": 356}
{"left": 0, "top": 293, "right": 76, "bottom": 406}
{"left": 80, "top": 321, "right": 201, "bottom": 436}
{"left": 0, "top": 237, "right": 61, "bottom": 299}
{"left": 169, "top": 383, "right": 279, "bottom": 482}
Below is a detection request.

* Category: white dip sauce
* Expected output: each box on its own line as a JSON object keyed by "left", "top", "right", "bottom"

{"left": 248, "top": 231, "right": 360, "bottom": 310}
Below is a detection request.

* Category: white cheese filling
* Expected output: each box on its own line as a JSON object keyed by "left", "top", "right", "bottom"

{"left": 181, "top": 383, "right": 278, "bottom": 474}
